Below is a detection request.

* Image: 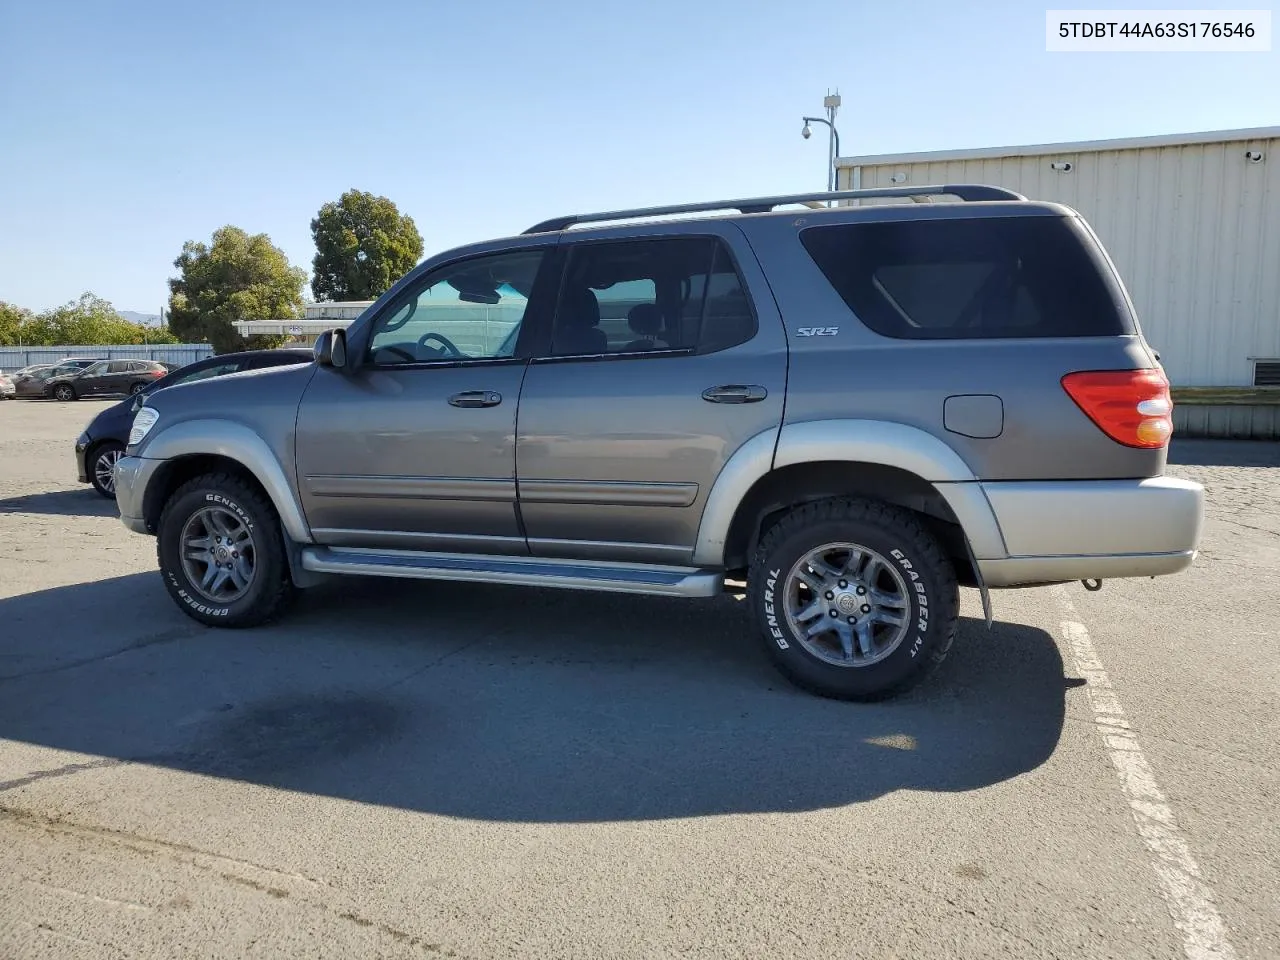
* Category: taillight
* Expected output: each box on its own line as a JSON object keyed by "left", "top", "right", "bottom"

{"left": 1061, "top": 368, "right": 1173, "bottom": 449}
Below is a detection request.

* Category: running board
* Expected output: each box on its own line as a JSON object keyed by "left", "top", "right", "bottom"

{"left": 300, "top": 546, "right": 724, "bottom": 598}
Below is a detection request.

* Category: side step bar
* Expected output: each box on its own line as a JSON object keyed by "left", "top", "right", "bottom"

{"left": 300, "top": 546, "right": 724, "bottom": 598}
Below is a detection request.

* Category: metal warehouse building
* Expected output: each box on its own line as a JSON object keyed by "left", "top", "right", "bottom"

{"left": 837, "top": 126, "right": 1280, "bottom": 439}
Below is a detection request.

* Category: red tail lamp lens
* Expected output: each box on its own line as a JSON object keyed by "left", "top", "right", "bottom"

{"left": 1061, "top": 369, "right": 1173, "bottom": 449}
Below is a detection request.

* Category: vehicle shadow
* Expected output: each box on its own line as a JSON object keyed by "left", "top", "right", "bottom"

{"left": 0, "top": 573, "right": 1071, "bottom": 823}
{"left": 1167, "top": 438, "right": 1280, "bottom": 468}
{"left": 0, "top": 489, "right": 116, "bottom": 517}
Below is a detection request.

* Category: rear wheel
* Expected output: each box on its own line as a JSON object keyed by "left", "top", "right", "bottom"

{"left": 89, "top": 441, "right": 124, "bottom": 499}
{"left": 748, "top": 497, "right": 959, "bottom": 701}
{"left": 53, "top": 382, "right": 76, "bottom": 402}
{"left": 157, "top": 473, "right": 296, "bottom": 627}
{"left": 129, "top": 382, "right": 147, "bottom": 395}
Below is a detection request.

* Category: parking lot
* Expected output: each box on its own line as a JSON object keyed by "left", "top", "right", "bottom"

{"left": 1, "top": 398, "right": 1277, "bottom": 960}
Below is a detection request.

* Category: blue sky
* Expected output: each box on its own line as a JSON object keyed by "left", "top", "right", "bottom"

{"left": 1, "top": 0, "right": 1276, "bottom": 313}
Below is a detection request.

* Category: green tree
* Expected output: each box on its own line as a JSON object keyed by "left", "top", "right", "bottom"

{"left": 0, "top": 301, "right": 34, "bottom": 346}
{"left": 1, "top": 294, "right": 181, "bottom": 346}
{"left": 168, "top": 227, "right": 305, "bottom": 353}
{"left": 311, "top": 189, "right": 423, "bottom": 302}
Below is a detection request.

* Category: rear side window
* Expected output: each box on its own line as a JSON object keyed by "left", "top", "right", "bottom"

{"left": 550, "top": 237, "right": 756, "bottom": 357}
{"left": 175, "top": 361, "right": 240, "bottom": 384}
{"left": 800, "top": 216, "right": 1132, "bottom": 339}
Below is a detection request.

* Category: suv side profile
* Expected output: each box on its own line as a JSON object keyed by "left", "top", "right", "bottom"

{"left": 114, "top": 185, "right": 1204, "bottom": 701}
{"left": 46, "top": 359, "right": 167, "bottom": 401}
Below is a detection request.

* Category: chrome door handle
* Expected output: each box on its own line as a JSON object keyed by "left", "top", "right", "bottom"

{"left": 701, "top": 384, "right": 767, "bottom": 404}
{"left": 448, "top": 390, "right": 502, "bottom": 408}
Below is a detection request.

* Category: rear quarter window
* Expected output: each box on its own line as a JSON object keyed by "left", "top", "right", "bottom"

{"left": 800, "top": 215, "right": 1134, "bottom": 339}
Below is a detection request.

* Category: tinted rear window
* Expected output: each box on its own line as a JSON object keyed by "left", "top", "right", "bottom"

{"left": 800, "top": 215, "right": 1132, "bottom": 339}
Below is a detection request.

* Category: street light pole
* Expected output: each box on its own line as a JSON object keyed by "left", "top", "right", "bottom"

{"left": 801, "top": 90, "right": 842, "bottom": 198}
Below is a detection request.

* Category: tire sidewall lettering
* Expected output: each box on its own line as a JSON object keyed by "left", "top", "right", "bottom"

{"left": 763, "top": 567, "right": 788, "bottom": 649}
{"left": 891, "top": 548, "right": 929, "bottom": 657}
{"left": 204, "top": 493, "right": 254, "bottom": 533}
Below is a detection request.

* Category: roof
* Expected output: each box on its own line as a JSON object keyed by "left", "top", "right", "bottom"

{"left": 837, "top": 125, "right": 1280, "bottom": 168}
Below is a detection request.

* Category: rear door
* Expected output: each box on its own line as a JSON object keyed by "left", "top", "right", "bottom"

{"left": 514, "top": 226, "right": 787, "bottom": 565}
{"left": 103, "top": 360, "right": 134, "bottom": 394}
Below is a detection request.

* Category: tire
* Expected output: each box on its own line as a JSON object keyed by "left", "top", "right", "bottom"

{"left": 129, "top": 382, "right": 147, "bottom": 395}
{"left": 157, "top": 472, "right": 296, "bottom": 628}
{"left": 88, "top": 441, "right": 124, "bottom": 499}
{"left": 747, "top": 497, "right": 959, "bottom": 701}
{"left": 53, "top": 383, "right": 76, "bottom": 402}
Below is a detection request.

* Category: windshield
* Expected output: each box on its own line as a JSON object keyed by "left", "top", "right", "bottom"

{"left": 32, "top": 365, "right": 75, "bottom": 380}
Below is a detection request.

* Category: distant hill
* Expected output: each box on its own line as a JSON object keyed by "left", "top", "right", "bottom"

{"left": 119, "top": 311, "right": 162, "bottom": 326}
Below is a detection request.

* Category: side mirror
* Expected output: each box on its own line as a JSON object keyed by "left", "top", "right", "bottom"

{"left": 314, "top": 329, "right": 348, "bottom": 369}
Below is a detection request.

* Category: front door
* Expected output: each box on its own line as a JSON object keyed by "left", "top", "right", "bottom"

{"left": 295, "top": 246, "right": 556, "bottom": 553}
{"left": 515, "top": 229, "right": 787, "bottom": 565}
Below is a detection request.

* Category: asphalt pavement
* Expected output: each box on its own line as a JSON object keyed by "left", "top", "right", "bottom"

{"left": 0, "top": 399, "right": 1276, "bottom": 959}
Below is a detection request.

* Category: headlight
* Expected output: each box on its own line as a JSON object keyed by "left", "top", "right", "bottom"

{"left": 128, "top": 407, "right": 160, "bottom": 447}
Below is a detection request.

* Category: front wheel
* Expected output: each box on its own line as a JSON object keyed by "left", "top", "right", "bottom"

{"left": 157, "top": 473, "right": 296, "bottom": 627}
{"left": 89, "top": 441, "right": 124, "bottom": 498}
{"left": 748, "top": 498, "right": 959, "bottom": 701}
{"left": 53, "top": 383, "right": 76, "bottom": 402}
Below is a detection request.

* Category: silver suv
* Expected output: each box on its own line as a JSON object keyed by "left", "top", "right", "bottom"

{"left": 114, "top": 185, "right": 1204, "bottom": 700}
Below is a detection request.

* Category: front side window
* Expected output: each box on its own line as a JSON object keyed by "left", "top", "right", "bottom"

{"left": 549, "top": 237, "right": 756, "bottom": 357}
{"left": 367, "top": 250, "right": 545, "bottom": 366}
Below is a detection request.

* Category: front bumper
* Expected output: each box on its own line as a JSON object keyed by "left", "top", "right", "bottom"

{"left": 974, "top": 476, "right": 1204, "bottom": 587}
{"left": 114, "top": 455, "right": 161, "bottom": 534}
{"left": 75, "top": 433, "right": 91, "bottom": 483}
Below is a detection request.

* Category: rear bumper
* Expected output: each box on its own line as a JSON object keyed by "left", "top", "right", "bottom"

{"left": 978, "top": 550, "right": 1196, "bottom": 587}
{"left": 974, "top": 476, "right": 1204, "bottom": 587}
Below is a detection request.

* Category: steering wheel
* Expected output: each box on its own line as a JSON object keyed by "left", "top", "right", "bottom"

{"left": 418, "top": 332, "right": 463, "bottom": 358}
{"left": 376, "top": 344, "right": 417, "bottom": 363}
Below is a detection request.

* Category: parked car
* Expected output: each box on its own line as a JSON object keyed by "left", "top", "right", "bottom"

{"left": 44, "top": 359, "right": 168, "bottom": 401}
{"left": 13, "top": 363, "right": 86, "bottom": 397}
{"left": 113, "top": 185, "right": 1205, "bottom": 701}
{"left": 0, "top": 371, "right": 14, "bottom": 399}
{"left": 77, "top": 349, "right": 314, "bottom": 497}
{"left": 12, "top": 364, "right": 56, "bottom": 378}
{"left": 55, "top": 357, "right": 108, "bottom": 371}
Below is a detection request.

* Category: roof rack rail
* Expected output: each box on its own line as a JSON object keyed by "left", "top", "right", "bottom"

{"left": 523, "top": 184, "right": 1026, "bottom": 234}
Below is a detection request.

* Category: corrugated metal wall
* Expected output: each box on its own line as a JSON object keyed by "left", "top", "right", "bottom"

{"left": 841, "top": 136, "right": 1280, "bottom": 390}
{"left": 1174, "top": 404, "right": 1280, "bottom": 440}
{"left": 0, "top": 344, "right": 214, "bottom": 372}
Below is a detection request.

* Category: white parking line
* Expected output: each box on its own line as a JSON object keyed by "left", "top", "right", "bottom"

{"left": 1057, "top": 593, "right": 1237, "bottom": 960}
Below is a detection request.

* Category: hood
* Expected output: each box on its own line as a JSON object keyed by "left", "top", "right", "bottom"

{"left": 140, "top": 360, "right": 317, "bottom": 423}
